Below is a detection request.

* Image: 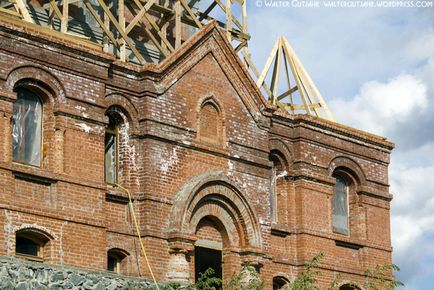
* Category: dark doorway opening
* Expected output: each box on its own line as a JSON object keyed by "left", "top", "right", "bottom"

{"left": 195, "top": 246, "right": 222, "bottom": 285}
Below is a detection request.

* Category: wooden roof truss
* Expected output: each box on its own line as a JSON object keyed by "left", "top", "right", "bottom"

{"left": 0, "top": 0, "right": 249, "bottom": 64}
{"left": 241, "top": 36, "right": 335, "bottom": 121}
{"left": 0, "top": 0, "right": 334, "bottom": 120}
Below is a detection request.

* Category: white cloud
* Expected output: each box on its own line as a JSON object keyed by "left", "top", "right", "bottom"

{"left": 330, "top": 74, "right": 427, "bottom": 135}
{"left": 247, "top": 5, "right": 434, "bottom": 288}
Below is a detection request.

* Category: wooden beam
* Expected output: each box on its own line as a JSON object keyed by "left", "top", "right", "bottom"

{"left": 277, "top": 86, "right": 298, "bottom": 101}
{"left": 132, "top": 0, "right": 174, "bottom": 52}
{"left": 256, "top": 38, "right": 279, "bottom": 87}
{"left": 179, "top": 0, "right": 202, "bottom": 28}
{"left": 242, "top": 48, "right": 273, "bottom": 99}
{"left": 82, "top": 0, "right": 118, "bottom": 47}
{"left": 125, "top": 0, "right": 156, "bottom": 34}
{"left": 119, "top": 0, "right": 126, "bottom": 61}
{"left": 14, "top": 0, "right": 33, "bottom": 23}
{"left": 61, "top": 0, "right": 68, "bottom": 33}
{"left": 93, "top": 0, "right": 145, "bottom": 64}
{"left": 199, "top": 1, "right": 217, "bottom": 21}
{"left": 174, "top": 0, "right": 181, "bottom": 48}
{"left": 48, "top": 0, "right": 63, "bottom": 20}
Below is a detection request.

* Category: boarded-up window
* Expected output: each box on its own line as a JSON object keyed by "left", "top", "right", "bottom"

{"left": 200, "top": 103, "right": 220, "bottom": 142}
{"left": 12, "top": 88, "right": 42, "bottom": 166}
{"left": 332, "top": 175, "right": 349, "bottom": 234}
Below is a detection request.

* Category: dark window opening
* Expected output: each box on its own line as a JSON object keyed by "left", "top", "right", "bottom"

{"left": 15, "top": 230, "right": 49, "bottom": 262}
{"left": 16, "top": 236, "right": 39, "bottom": 256}
{"left": 107, "top": 249, "right": 127, "bottom": 274}
{"left": 107, "top": 255, "right": 118, "bottom": 272}
{"left": 273, "top": 276, "right": 289, "bottom": 290}
{"left": 340, "top": 285, "right": 361, "bottom": 290}
{"left": 195, "top": 246, "right": 222, "bottom": 288}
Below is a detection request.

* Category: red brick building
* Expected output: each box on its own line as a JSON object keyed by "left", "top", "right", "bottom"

{"left": 0, "top": 3, "right": 394, "bottom": 289}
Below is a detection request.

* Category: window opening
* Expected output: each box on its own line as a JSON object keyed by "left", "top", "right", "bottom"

{"left": 195, "top": 246, "right": 222, "bottom": 288}
{"left": 332, "top": 175, "right": 349, "bottom": 234}
{"left": 12, "top": 88, "right": 43, "bottom": 166}
{"left": 105, "top": 115, "right": 118, "bottom": 184}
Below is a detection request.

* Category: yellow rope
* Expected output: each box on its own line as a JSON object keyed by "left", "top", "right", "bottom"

{"left": 115, "top": 184, "right": 161, "bottom": 290}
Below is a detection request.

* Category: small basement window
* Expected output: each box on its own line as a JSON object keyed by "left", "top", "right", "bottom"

{"left": 107, "top": 248, "right": 128, "bottom": 274}
{"left": 15, "top": 229, "right": 49, "bottom": 261}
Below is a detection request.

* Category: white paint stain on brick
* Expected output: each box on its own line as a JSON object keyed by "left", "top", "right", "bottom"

{"left": 4, "top": 211, "right": 13, "bottom": 254}
{"left": 161, "top": 147, "right": 178, "bottom": 174}
{"left": 276, "top": 170, "right": 287, "bottom": 180}
{"left": 76, "top": 123, "right": 93, "bottom": 133}
{"left": 227, "top": 160, "right": 235, "bottom": 176}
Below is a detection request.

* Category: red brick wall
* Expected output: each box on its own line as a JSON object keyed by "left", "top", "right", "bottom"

{"left": 0, "top": 18, "right": 394, "bottom": 289}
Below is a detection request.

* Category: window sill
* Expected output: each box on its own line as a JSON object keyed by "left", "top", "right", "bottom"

{"left": 13, "top": 170, "right": 58, "bottom": 185}
{"left": 106, "top": 188, "right": 132, "bottom": 204}
{"left": 335, "top": 240, "right": 364, "bottom": 250}
{"left": 271, "top": 224, "right": 291, "bottom": 237}
{"left": 15, "top": 253, "right": 44, "bottom": 262}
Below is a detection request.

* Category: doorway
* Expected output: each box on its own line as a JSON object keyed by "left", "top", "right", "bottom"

{"left": 195, "top": 246, "right": 222, "bottom": 284}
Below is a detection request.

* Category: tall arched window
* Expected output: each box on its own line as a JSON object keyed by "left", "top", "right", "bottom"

{"left": 105, "top": 114, "right": 118, "bottom": 184}
{"left": 269, "top": 152, "right": 287, "bottom": 224}
{"left": 332, "top": 175, "right": 349, "bottom": 234}
{"left": 12, "top": 88, "right": 43, "bottom": 166}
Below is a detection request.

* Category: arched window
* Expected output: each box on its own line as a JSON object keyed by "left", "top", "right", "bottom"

{"left": 105, "top": 113, "right": 118, "bottom": 184}
{"left": 107, "top": 248, "right": 128, "bottom": 273}
{"left": 198, "top": 100, "right": 223, "bottom": 145}
{"left": 270, "top": 151, "right": 287, "bottom": 223}
{"left": 332, "top": 175, "right": 349, "bottom": 234}
{"left": 273, "top": 276, "right": 289, "bottom": 289}
{"left": 15, "top": 229, "right": 50, "bottom": 261}
{"left": 12, "top": 88, "right": 43, "bottom": 166}
{"left": 340, "top": 284, "right": 361, "bottom": 290}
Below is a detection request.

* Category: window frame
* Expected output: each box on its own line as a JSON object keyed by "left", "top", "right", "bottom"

{"left": 104, "top": 116, "right": 119, "bottom": 185}
{"left": 107, "top": 248, "right": 128, "bottom": 274}
{"left": 12, "top": 87, "right": 44, "bottom": 167}
{"left": 15, "top": 229, "right": 50, "bottom": 262}
{"left": 332, "top": 174, "right": 350, "bottom": 235}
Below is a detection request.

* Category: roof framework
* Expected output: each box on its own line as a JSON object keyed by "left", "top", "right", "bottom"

{"left": 0, "top": 0, "right": 334, "bottom": 121}
{"left": 243, "top": 36, "right": 335, "bottom": 121}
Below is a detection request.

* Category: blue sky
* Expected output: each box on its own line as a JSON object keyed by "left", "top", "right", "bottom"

{"left": 242, "top": 1, "right": 433, "bottom": 289}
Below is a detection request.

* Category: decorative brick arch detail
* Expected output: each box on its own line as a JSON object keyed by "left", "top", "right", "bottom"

{"left": 269, "top": 138, "right": 292, "bottom": 168}
{"left": 169, "top": 172, "right": 262, "bottom": 249}
{"left": 196, "top": 94, "right": 226, "bottom": 146}
{"left": 105, "top": 93, "right": 139, "bottom": 134}
{"left": 328, "top": 156, "right": 366, "bottom": 187}
{"left": 6, "top": 65, "right": 66, "bottom": 105}
{"left": 15, "top": 225, "right": 55, "bottom": 241}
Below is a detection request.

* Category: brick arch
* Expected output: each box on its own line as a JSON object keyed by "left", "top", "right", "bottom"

{"left": 6, "top": 65, "right": 66, "bottom": 105}
{"left": 269, "top": 138, "right": 293, "bottom": 170}
{"left": 105, "top": 93, "right": 139, "bottom": 134}
{"left": 169, "top": 172, "right": 262, "bottom": 249}
{"left": 328, "top": 156, "right": 366, "bottom": 186}
{"left": 190, "top": 197, "right": 241, "bottom": 247}
{"left": 15, "top": 226, "right": 55, "bottom": 241}
{"left": 337, "top": 281, "right": 364, "bottom": 290}
{"left": 196, "top": 94, "right": 226, "bottom": 146}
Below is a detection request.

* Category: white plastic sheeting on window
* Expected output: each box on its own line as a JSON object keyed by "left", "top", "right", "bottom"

{"left": 12, "top": 89, "right": 42, "bottom": 166}
{"left": 105, "top": 131, "right": 117, "bottom": 184}
{"left": 332, "top": 176, "right": 349, "bottom": 234}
